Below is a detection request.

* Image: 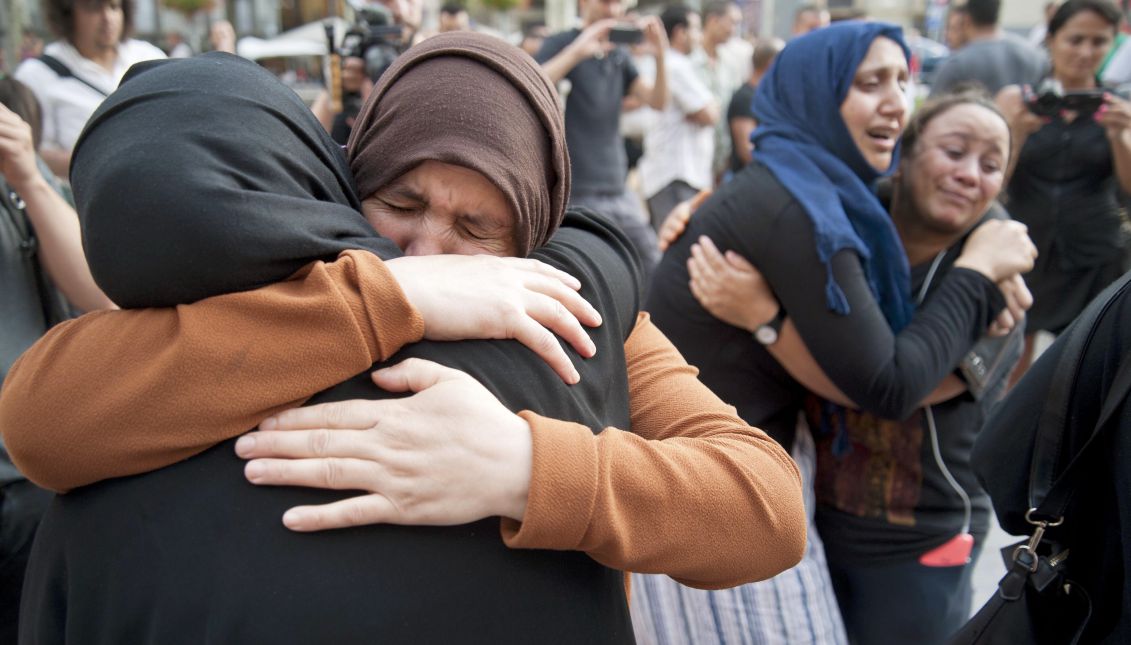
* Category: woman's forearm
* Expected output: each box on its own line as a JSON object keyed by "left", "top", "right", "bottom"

{"left": 0, "top": 251, "right": 422, "bottom": 492}
{"left": 502, "top": 315, "right": 807, "bottom": 589}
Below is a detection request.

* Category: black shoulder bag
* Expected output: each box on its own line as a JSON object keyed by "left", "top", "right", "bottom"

{"left": 950, "top": 272, "right": 1131, "bottom": 645}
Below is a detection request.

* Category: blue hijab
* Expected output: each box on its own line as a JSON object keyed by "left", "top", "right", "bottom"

{"left": 752, "top": 21, "right": 913, "bottom": 331}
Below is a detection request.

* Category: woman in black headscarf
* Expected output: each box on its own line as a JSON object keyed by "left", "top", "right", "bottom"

{"left": 6, "top": 39, "right": 805, "bottom": 642}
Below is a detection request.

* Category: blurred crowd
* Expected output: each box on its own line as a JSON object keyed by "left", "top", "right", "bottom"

{"left": 2, "top": 0, "right": 1131, "bottom": 643}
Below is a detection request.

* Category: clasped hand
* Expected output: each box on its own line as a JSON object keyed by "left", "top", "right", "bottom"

{"left": 236, "top": 358, "right": 533, "bottom": 532}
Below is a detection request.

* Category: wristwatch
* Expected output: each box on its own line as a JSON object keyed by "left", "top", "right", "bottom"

{"left": 753, "top": 308, "right": 786, "bottom": 346}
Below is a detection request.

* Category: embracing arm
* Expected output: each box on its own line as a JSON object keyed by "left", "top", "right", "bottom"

{"left": 739, "top": 207, "right": 1011, "bottom": 420}
{"left": 501, "top": 313, "right": 806, "bottom": 589}
{"left": 0, "top": 250, "right": 423, "bottom": 492}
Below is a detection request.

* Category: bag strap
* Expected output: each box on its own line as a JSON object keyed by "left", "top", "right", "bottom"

{"left": 38, "top": 54, "right": 109, "bottom": 97}
{"left": 1029, "top": 272, "right": 1131, "bottom": 520}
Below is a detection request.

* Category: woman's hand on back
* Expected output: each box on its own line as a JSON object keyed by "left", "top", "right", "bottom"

{"left": 385, "top": 254, "right": 601, "bottom": 384}
{"left": 235, "top": 358, "right": 533, "bottom": 530}
{"left": 687, "top": 236, "right": 779, "bottom": 332}
{"left": 953, "top": 219, "right": 1037, "bottom": 284}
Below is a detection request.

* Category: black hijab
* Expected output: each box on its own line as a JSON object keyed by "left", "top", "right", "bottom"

{"left": 71, "top": 53, "right": 401, "bottom": 309}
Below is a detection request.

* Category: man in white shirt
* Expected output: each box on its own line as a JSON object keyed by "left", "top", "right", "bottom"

{"left": 15, "top": 0, "right": 164, "bottom": 179}
{"left": 638, "top": 5, "right": 716, "bottom": 231}
{"left": 692, "top": 1, "right": 745, "bottom": 181}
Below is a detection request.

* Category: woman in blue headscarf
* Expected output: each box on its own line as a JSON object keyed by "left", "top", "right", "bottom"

{"left": 637, "top": 21, "right": 1036, "bottom": 645}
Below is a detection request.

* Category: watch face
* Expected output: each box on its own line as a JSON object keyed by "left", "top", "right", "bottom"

{"left": 755, "top": 325, "right": 778, "bottom": 345}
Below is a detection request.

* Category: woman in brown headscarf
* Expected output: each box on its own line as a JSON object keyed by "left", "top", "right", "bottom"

{"left": 5, "top": 35, "right": 805, "bottom": 640}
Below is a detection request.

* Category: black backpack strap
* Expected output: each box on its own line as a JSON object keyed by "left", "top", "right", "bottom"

{"left": 38, "top": 54, "right": 109, "bottom": 97}
{"left": 1028, "top": 271, "right": 1131, "bottom": 521}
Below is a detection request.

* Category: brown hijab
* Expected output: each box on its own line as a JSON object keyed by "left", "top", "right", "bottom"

{"left": 346, "top": 32, "right": 569, "bottom": 257}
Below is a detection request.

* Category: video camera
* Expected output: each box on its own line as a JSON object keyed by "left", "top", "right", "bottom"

{"left": 1024, "top": 79, "right": 1107, "bottom": 118}
{"left": 339, "top": 4, "right": 405, "bottom": 83}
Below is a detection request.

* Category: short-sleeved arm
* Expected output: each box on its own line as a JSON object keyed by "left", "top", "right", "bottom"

{"left": 0, "top": 250, "right": 424, "bottom": 492}
{"left": 622, "top": 51, "right": 640, "bottom": 97}
{"left": 501, "top": 314, "right": 806, "bottom": 589}
{"left": 534, "top": 31, "right": 572, "bottom": 65}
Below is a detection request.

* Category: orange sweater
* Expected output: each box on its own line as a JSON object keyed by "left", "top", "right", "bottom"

{"left": 0, "top": 250, "right": 806, "bottom": 589}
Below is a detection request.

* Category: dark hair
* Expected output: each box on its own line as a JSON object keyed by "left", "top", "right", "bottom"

{"left": 440, "top": 3, "right": 465, "bottom": 15}
{"left": 522, "top": 21, "right": 545, "bottom": 37}
{"left": 661, "top": 5, "right": 694, "bottom": 40}
{"left": 1047, "top": 0, "right": 1121, "bottom": 37}
{"left": 702, "top": 1, "right": 730, "bottom": 21}
{"left": 901, "top": 88, "right": 1010, "bottom": 160}
{"left": 44, "top": 0, "right": 134, "bottom": 43}
{"left": 0, "top": 78, "right": 43, "bottom": 148}
{"left": 751, "top": 39, "right": 783, "bottom": 72}
{"left": 964, "top": 0, "right": 1001, "bottom": 27}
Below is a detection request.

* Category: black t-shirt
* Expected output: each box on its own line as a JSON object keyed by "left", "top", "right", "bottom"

{"left": 646, "top": 162, "right": 1005, "bottom": 450}
{"left": 536, "top": 30, "right": 639, "bottom": 197}
{"left": 19, "top": 211, "right": 643, "bottom": 644}
{"left": 725, "top": 83, "right": 756, "bottom": 174}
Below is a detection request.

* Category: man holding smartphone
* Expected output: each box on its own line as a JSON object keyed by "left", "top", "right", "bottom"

{"left": 536, "top": 0, "right": 669, "bottom": 279}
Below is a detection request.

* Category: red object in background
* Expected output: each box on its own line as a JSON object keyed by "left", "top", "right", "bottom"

{"left": 919, "top": 532, "right": 975, "bottom": 567}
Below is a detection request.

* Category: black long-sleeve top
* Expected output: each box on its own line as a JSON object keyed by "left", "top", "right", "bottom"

{"left": 646, "top": 161, "right": 1006, "bottom": 447}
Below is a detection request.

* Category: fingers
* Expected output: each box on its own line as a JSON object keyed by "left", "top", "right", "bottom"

{"left": 522, "top": 270, "right": 602, "bottom": 328}
{"left": 244, "top": 456, "right": 377, "bottom": 491}
{"left": 724, "top": 250, "right": 759, "bottom": 273}
{"left": 282, "top": 495, "right": 398, "bottom": 532}
{"left": 236, "top": 426, "right": 373, "bottom": 459}
{"left": 507, "top": 314, "right": 583, "bottom": 384}
{"left": 261, "top": 399, "right": 383, "bottom": 432}
{"left": 693, "top": 236, "right": 730, "bottom": 273}
{"left": 657, "top": 205, "right": 691, "bottom": 251}
{"left": 518, "top": 257, "right": 582, "bottom": 292}
{"left": 522, "top": 291, "right": 596, "bottom": 357}
{"left": 372, "top": 357, "right": 461, "bottom": 393}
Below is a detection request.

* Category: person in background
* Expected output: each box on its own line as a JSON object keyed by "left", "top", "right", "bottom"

{"left": 311, "top": 55, "right": 373, "bottom": 144}
{"left": 166, "top": 31, "right": 192, "bottom": 58}
{"left": 13, "top": 0, "right": 165, "bottom": 180}
{"left": 996, "top": 0, "right": 1131, "bottom": 381}
{"left": 0, "top": 77, "right": 113, "bottom": 643}
{"left": 792, "top": 4, "right": 830, "bottom": 38}
{"left": 438, "top": 3, "right": 470, "bottom": 33}
{"left": 635, "top": 22, "right": 1034, "bottom": 644}
{"left": 536, "top": 0, "right": 670, "bottom": 276}
{"left": 685, "top": 90, "right": 1025, "bottom": 645}
{"left": 208, "top": 20, "right": 237, "bottom": 53}
{"left": 929, "top": 0, "right": 1046, "bottom": 97}
{"left": 19, "top": 30, "right": 45, "bottom": 62}
{"left": 693, "top": 1, "right": 743, "bottom": 181}
{"left": 638, "top": 5, "right": 716, "bottom": 231}
{"left": 945, "top": 4, "right": 970, "bottom": 51}
{"left": 726, "top": 37, "right": 783, "bottom": 174}
{"left": 519, "top": 22, "right": 548, "bottom": 57}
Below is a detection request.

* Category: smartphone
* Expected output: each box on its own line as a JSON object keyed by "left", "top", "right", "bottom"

{"left": 609, "top": 25, "right": 643, "bottom": 45}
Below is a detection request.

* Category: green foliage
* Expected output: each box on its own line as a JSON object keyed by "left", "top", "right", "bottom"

{"left": 478, "top": 0, "right": 518, "bottom": 12}
{"left": 162, "top": 0, "right": 214, "bottom": 16}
